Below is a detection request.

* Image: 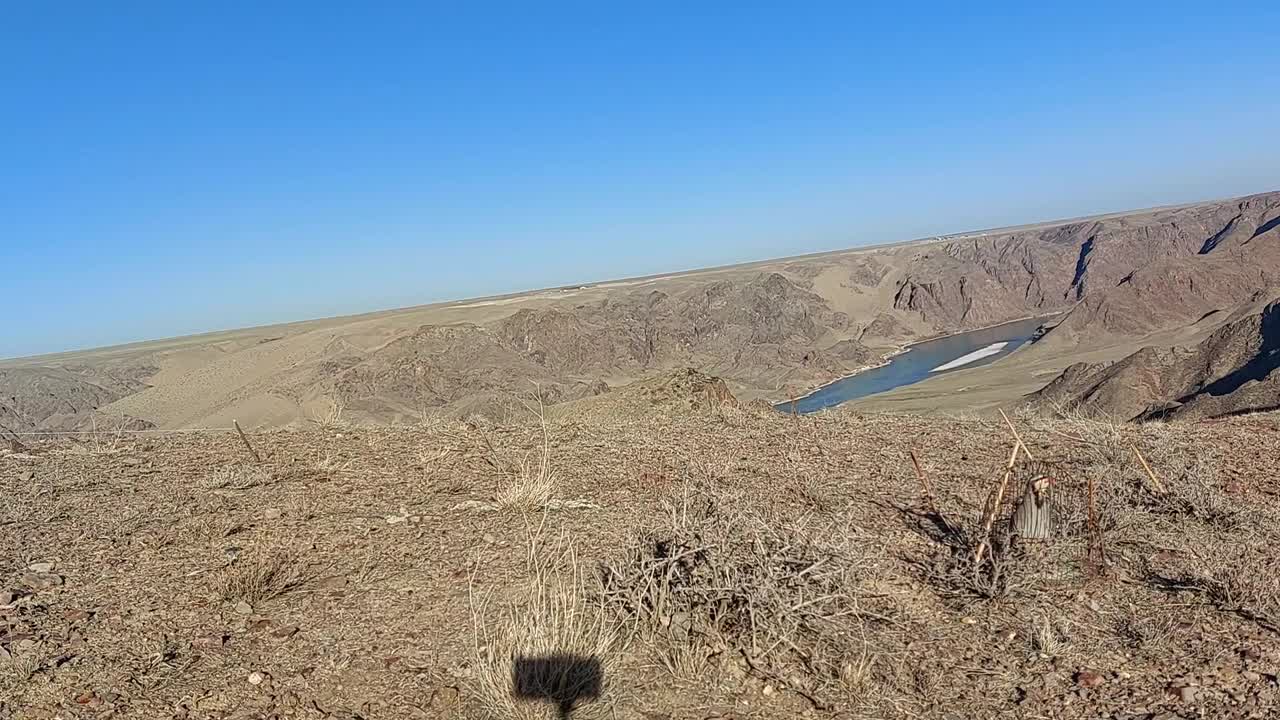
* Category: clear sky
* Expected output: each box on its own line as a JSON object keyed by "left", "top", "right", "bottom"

{"left": 3, "top": 2, "right": 1278, "bottom": 358}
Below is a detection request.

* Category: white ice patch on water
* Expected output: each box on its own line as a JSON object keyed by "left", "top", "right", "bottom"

{"left": 930, "top": 342, "right": 1010, "bottom": 373}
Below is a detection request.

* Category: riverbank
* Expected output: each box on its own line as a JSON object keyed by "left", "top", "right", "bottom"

{"left": 771, "top": 313, "right": 1060, "bottom": 411}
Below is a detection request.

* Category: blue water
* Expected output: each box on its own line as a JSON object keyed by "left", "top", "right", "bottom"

{"left": 780, "top": 316, "right": 1047, "bottom": 414}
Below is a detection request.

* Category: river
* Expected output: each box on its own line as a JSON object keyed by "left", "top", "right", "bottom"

{"left": 779, "top": 316, "right": 1049, "bottom": 414}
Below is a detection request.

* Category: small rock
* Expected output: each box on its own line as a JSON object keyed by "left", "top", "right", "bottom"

{"left": 482, "top": 533, "right": 496, "bottom": 544}
{"left": 761, "top": 684, "right": 776, "bottom": 697}
{"left": 19, "top": 471, "right": 34, "bottom": 482}
{"left": 27, "top": 562, "right": 54, "bottom": 573}
{"left": 1175, "top": 685, "right": 1197, "bottom": 703}
{"left": 1243, "top": 670, "right": 1262, "bottom": 682}
{"left": 429, "top": 685, "right": 461, "bottom": 709}
{"left": 1075, "top": 670, "right": 1106, "bottom": 688}
{"left": 62, "top": 609, "right": 92, "bottom": 622}
{"left": 234, "top": 600, "right": 253, "bottom": 615}
{"left": 0, "top": 590, "right": 16, "bottom": 606}
{"left": 961, "top": 617, "right": 977, "bottom": 625}
{"left": 263, "top": 508, "right": 282, "bottom": 520}
{"left": 122, "top": 457, "right": 142, "bottom": 466}
{"left": 318, "top": 576, "right": 347, "bottom": 590}
{"left": 21, "top": 572, "right": 63, "bottom": 591}
{"left": 247, "top": 671, "right": 265, "bottom": 686}
{"left": 272, "top": 625, "right": 299, "bottom": 638}
{"left": 74, "top": 691, "right": 96, "bottom": 705}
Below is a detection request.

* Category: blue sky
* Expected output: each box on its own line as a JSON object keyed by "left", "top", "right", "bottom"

{"left": 3, "top": 2, "right": 1278, "bottom": 357}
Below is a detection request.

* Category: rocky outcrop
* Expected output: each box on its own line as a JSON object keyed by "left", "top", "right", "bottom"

{"left": 0, "top": 365, "right": 156, "bottom": 432}
{"left": 1031, "top": 294, "right": 1280, "bottom": 420}
{"left": 891, "top": 192, "right": 1280, "bottom": 334}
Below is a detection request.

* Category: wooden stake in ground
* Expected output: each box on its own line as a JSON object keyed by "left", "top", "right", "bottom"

{"left": 233, "top": 420, "right": 262, "bottom": 464}
{"left": 909, "top": 450, "right": 938, "bottom": 515}
{"left": 974, "top": 440, "right": 1021, "bottom": 566}
{"left": 1085, "top": 471, "right": 1107, "bottom": 576}
{"left": 999, "top": 408, "right": 1035, "bottom": 461}
{"left": 1011, "top": 463, "right": 1055, "bottom": 541}
{"left": 1130, "top": 444, "right": 1166, "bottom": 494}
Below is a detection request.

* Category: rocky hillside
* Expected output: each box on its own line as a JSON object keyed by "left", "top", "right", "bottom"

{"left": 0, "top": 365, "right": 156, "bottom": 433}
{"left": 4, "top": 190, "right": 1280, "bottom": 429}
{"left": 1032, "top": 293, "right": 1280, "bottom": 420}
{"left": 5, "top": 396, "right": 1280, "bottom": 718}
{"left": 1037, "top": 193, "right": 1280, "bottom": 350}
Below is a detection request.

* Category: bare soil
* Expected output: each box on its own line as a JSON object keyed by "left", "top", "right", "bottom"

{"left": 4, "top": 391, "right": 1279, "bottom": 719}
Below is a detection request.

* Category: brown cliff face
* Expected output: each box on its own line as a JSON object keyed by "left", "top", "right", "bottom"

{"left": 1032, "top": 294, "right": 1280, "bottom": 420}
{"left": 891, "top": 192, "right": 1280, "bottom": 336}
{"left": 1038, "top": 197, "right": 1280, "bottom": 351}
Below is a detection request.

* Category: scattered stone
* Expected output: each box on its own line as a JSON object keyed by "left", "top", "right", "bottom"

{"left": 263, "top": 508, "right": 282, "bottom": 520}
{"left": 27, "top": 562, "right": 54, "bottom": 573}
{"left": 1170, "top": 685, "right": 1198, "bottom": 703}
{"left": 62, "top": 609, "right": 92, "bottom": 622}
{"left": 1243, "top": 670, "right": 1262, "bottom": 682}
{"left": 233, "top": 601, "right": 253, "bottom": 615}
{"left": 247, "top": 671, "right": 265, "bottom": 686}
{"left": 74, "top": 691, "right": 95, "bottom": 705}
{"left": 482, "top": 533, "right": 496, "bottom": 544}
{"left": 761, "top": 684, "right": 776, "bottom": 697}
{"left": 0, "top": 590, "right": 15, "bottom": 606}
{"left": 1075, "top": 670, "right": 1106, "bottom": 688}
{"left": 19, "top": 471, "right": 34, "bottom": 482}
{"left": 272, "top": 625, "right": 299, "bottom": 638}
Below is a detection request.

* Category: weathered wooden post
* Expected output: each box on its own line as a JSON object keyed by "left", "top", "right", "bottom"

{"left": 1012, "top": 466, "right": 1055, "bottom": 540}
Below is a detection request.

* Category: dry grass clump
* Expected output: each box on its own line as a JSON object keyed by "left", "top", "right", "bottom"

{"left": 599, "top": 474, "right": 892, "bottom": 709}
{"left": 494, "top": 396, "right": 559, "bottom": 511}
{"left": 214, "top": 551, "right": 310, "bottom": 606}
{"left": 471, "top": 529, "right": 615, "bottom": 719}
{"left": 1157, "top": 544, "right": 1280, "bottom": 633}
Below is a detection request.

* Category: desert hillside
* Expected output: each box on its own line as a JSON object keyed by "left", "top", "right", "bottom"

{"left": 1033, "top": 292, "right": 1280, "bottom": 421}
{"left": 3, "top": 382, "right": 1279, "bottom": 718}
{"left": 3, "top": 190, "right": 1279, "bottom": 431}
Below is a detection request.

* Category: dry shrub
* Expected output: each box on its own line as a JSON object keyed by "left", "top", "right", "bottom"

{"left": 915, "top": 455, "right": 1086, "bottom": 602}
{"left": 599, "top": 475, "right": 891, "bottom": 708}
{"left": 495, "top": 398, "right": 557, "bottom": 511}
{"left": 1161, "top": 544, "right": 1280, "bottom": 633}
{"left": 214, "top": 551, "right": 309, "bottom": 606}
{"left": 471, "top": 530, "right": 615, "bottom": 719}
